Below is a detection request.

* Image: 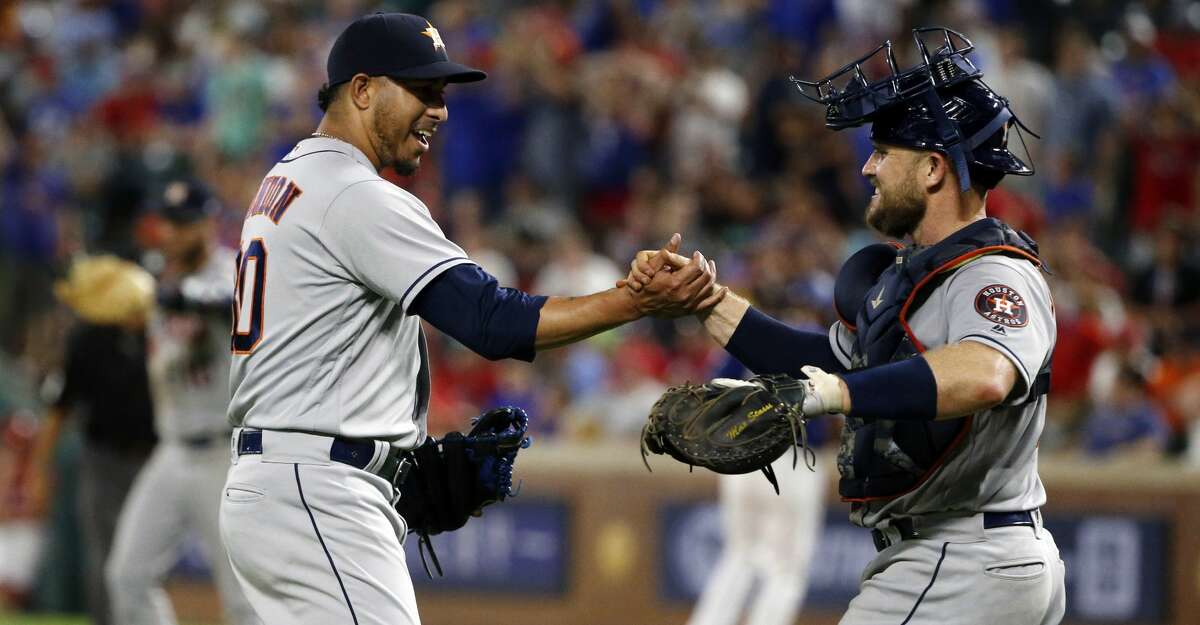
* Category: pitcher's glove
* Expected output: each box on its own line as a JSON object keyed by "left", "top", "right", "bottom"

{"left": 641, "top": 374, "right": 817, "bottom": 493}
{"left": 395, "top": 406, "right": 532, "bottom": 576}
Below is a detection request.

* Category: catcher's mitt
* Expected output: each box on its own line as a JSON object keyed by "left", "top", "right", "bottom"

{"left": 641, "top": 374, "right": 815, "bottom": 493}
{"left": 396, "top": 406, "right": 532, "bottom": 576}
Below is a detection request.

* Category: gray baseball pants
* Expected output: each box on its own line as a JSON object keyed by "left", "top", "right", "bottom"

{"left": 840, "top": 510, "right": 1065, "bottom": 625}
{"left": 218, "top": 429, "right": 418, "bottom": 625}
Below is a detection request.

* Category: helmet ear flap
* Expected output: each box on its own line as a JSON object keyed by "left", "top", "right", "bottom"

{"left": 966, "top": 163, "right": 1006, "bottom": 190}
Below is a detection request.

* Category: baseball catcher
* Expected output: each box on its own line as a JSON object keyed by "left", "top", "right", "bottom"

{"left": 628, "top": 26, "right": 1066, "bottom": 625}
{"left": 395, "top": 406, "right": 532, "bottom": 575}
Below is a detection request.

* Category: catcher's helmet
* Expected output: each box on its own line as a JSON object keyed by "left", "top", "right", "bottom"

{"left": 791, "top": 28, "right": 1035, "bottom": 191}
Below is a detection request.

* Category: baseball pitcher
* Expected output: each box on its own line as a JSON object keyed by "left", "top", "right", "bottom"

{"left": 218, "top": 12, "right": 723, "bottom": 625}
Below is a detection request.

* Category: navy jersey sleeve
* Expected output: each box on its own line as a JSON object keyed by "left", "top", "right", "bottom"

{"left": 725, "top": 307, "right": 847, "bottom": 376}
{"left": 410, "top": 263, "right": 548, "bottom": 362}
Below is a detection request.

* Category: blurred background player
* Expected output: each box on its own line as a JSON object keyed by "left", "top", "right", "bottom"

{"left": 687, "top": 372, "right": 828, "bottom": 625}
{"left": 25, "top": 255, "right": 158, "bottom": 625}
{"left": 105, "top": 179, "right": 259, "bottom": 625}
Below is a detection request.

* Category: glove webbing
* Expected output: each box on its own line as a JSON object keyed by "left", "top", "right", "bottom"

{"left": 758, "top": 389, "right": 816, "bottom": 494}
{"left": 780, "top": 396, "right": 817, "bottom": 491}
{"left": 415, "top": 531, "right": 443, "bottom": 578}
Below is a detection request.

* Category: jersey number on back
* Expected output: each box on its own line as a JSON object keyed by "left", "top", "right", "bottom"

{"left": 231, "top": 238, "right": 267, "bottom": 354}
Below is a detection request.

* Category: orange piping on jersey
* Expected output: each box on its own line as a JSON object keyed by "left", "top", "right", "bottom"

{"left": 898, "top": 245, "right": 1040, "bottom": 352}
{"left": 840, "top": 244, "right": 1041, "bottom": 504}
{"left": 836, "top": 310, "right": 857, "bottom": 333}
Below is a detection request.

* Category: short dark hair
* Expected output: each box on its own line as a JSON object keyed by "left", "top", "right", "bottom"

{"left": 317, "top": 82, "right": 345, "bottom": 113}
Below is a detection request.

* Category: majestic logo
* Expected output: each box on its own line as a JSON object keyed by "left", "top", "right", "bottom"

{"left": 974, "top": 284, "right": 1028, "bottom": 327}
{"left": 421, "top": 21, "right": 446, "bottom": 51}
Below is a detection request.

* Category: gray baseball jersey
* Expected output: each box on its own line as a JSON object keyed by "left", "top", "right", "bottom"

{"left": 829, "top": 254, "right": 1055, "bottom": 528}
{"left": 148, "top": 246, "right": 237, "bottom": 442}
{"left": 227, "top": 136, "right": 472, "bottom": 446}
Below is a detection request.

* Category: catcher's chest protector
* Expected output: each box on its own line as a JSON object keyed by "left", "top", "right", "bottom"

{"left": 837, "top": 218, "right": 1048, "bottom": 501}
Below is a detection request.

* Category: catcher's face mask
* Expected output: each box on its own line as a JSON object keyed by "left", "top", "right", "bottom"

{"left": 791, "top": 27, "right": 1037, "bottom": 192}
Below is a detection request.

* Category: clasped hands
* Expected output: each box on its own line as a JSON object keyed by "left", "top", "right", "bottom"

{"left": 616, "top": 233, "right": 728, "bottom": 318}
{"left": 616, "top": 234, "right": 851, "bottom": 416}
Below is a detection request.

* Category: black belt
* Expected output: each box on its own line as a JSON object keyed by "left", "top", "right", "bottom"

{"left": 871, "top": 510, "right": 1037, "bottom": 552}
{"left": 236, "top": 430, "right": 413, "bottom": 487}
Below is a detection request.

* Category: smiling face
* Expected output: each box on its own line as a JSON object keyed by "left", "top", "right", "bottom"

{"left": 860, "top": 142, "right": 928, "bottom": 238}
{"left": 366, "top": 77, "right": 448, "bottom": 175}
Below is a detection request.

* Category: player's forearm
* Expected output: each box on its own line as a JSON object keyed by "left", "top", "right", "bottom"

{"left": 534, "top": 289, "right": 642, "bottom": 351}
{"left": 924, "top": 341, "right": 1018, "bottom": 418}
{"left": 696, "top": 289, "right": 750, "bottom": 346}
{"left": 701, "top": 293, "right": 845, "bottom": 376}
{"left": 839, "top": 341, "right": 1016, "bottom": 421}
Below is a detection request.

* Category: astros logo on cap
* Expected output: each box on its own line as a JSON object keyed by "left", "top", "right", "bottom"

{"left": 421, "top": 21, "right": 445, "bottom": 51}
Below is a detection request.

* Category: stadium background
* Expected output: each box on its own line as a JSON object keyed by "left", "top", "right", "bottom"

{"left": 2, "top": 0, "right": 1200, "bottom": 623}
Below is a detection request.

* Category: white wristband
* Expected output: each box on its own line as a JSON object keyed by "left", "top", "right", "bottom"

{"left": 800, "top": 365, "right": 845, "bottom": 416}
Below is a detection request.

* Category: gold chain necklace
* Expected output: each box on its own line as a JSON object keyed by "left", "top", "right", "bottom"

{"left": 310, "top": 130, "right": 350, "bottom": 144}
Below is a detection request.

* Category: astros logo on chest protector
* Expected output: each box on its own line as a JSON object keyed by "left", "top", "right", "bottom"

{"left": 974, "top": 284, "right": 1028, "bottom": 327}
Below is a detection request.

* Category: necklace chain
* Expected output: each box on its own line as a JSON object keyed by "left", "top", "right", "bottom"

{"left": 311, "top": 130, "right": 348, "bottom": 143}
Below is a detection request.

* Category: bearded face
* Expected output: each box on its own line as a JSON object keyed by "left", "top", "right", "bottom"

{"left": 861, "top": 143, "right": 928, "bottom": 239}
{"left": 866, "top": 169, "right": 926, "bottom": 238}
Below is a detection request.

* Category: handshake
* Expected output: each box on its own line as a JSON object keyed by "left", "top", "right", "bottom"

{"left": 617, "top": 233, "right": 729, "bottom": 318}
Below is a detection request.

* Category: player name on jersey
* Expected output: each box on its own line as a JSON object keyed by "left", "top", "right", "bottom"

{"left": 245, "top": 175, "right": 302, "bottom": 224}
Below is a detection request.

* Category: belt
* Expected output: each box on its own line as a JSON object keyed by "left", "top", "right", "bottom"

{"left": 871, "top": 510, "right": 1038, "bottom": 552}
{"left": 235, "top": 430, "right": 413, "bottom": 487}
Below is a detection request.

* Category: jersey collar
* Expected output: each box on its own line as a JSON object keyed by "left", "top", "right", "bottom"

{"left": 294, "top": 136, "right": 377, "bottom": 171}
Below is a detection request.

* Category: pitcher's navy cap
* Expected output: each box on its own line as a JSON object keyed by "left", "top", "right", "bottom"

{"left": 327, "top": 12, "right": 487, "bottom": 86}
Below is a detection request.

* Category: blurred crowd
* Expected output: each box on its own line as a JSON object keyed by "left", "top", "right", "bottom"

{"left": 2, "top": 0, "right": 1200, "bottom": 611}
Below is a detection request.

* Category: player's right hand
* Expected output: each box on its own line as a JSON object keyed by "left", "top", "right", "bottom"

{"left": 626, "top": 252, "right": 727, "bottom": 318}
